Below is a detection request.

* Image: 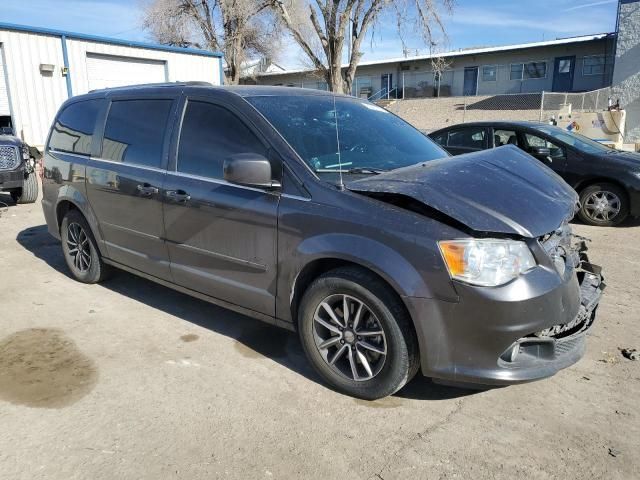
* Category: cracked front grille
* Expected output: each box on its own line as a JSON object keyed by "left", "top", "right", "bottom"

{"left": 0, "top": 146, "right": 20, "bottom": 171}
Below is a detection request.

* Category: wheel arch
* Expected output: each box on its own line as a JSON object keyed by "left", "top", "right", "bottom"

{"left": 574, "top": 177, "right": 630, "bottom": 202}
{"left": 53, "top": 187, "right": 107, "bottom": 257}
{"left": 289, "top": 257, "right": 421, "bottom": 356}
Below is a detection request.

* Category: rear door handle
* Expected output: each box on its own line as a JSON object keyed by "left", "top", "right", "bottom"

{"left": 137, "top": 183, "right": 159, "bottom": 197}
{"left": 165, "top": 189, "right": 191, "bottom": 202}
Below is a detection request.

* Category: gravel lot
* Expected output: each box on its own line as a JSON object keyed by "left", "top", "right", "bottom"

{"left": 1, "top": 187, "right": 639, "bottom": 480}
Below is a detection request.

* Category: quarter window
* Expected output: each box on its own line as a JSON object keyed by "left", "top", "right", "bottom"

{"left": 177, "top": 101, "right": 266, "bottom": 180}
{"left": 49, "top": 99, "right": 101, "bottom": 156}
{"left": 482, "top": 66, "right": 497, "bottom": 82}
{"left": 102, "top": 99, "right": 173, "bottom": 168}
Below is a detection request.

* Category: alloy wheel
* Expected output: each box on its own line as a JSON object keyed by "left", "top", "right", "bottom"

{"left": 66, "top": 222, "right": 92, "bottom": 273}
{"left": 312, "top": 294, "right": 387, "bottom": 382}
{"left": 583, "top": 190, "right": 621, "bottom": 222}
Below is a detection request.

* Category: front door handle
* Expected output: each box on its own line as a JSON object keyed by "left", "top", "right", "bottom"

{"left": 137, "top": 183, "right": 159, "bottom": 197}
{"left": 165, "top": 189, "right": 191, "bottom": 202}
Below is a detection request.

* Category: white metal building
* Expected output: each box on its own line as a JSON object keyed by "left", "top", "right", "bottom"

{"left": 0, "top": 23, "right": 224, "bottom": 148}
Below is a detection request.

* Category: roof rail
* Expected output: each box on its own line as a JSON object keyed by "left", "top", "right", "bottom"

{"left": 89, "top": 81, "right": 214, "bottom": 93}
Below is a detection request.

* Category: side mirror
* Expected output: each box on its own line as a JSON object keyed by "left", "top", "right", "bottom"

{"left": 530, "top": 146, "right": 551, "bottom": 157}
{"left": 530, "top": 146, "right": 553, "bottom": 163}
{"left": 223, "top": 153, "right": 281, "bottom": 189}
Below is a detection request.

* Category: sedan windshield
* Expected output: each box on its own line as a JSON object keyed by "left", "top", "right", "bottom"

{"left": 246, "top": 94, "right": 448, "bottom": 178}
{"left": 531, "top": 125, "right": 613, "bottom": 155}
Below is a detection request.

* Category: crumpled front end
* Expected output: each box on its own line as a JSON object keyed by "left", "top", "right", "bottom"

{"left": 404, "top": 224, "right": 604, "bottom": 386}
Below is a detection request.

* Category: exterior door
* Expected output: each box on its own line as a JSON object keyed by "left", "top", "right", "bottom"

{"left": 463, "top": 67, "right": 478, "bottom": 96}
{"left": 85, "top": 94, "right": 178, "bottom": 280}
{"left": 162, "top": 97, "right": 279, "bottom": 316}
{"left": 552, "top": 56, "right": 575, "bottom": 92}
{"left": 381, "top": 74, "right": 393, "bottom": 97}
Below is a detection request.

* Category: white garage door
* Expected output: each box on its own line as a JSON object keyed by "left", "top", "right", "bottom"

{"left": 0, "top": 46, "right": 10, "bottom": 116}
{"left": 86, "top": 53, "right": 167, "bottom": 91}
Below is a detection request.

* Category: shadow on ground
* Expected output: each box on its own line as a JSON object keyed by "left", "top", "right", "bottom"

{"left": 17, "top": 224, "right": 480, "bottom": 402}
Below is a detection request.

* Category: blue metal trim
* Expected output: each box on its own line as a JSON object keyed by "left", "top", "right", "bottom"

{"left": 219, "top": 57, "right": 225, "bottom": 85}
{"left": 0, "top": 21, "right": 223, "bottom": 58}
{"left": 60, "top": 35, "right": 73, "bottom": 97}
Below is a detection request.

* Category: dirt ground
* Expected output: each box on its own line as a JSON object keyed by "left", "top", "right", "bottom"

{"left": 0, "top": 187, "right": 639, "bottom": 480}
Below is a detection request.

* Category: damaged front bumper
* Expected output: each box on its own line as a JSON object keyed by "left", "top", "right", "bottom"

{"left": 404, "top": 236, "right": 604, "bottom": 387}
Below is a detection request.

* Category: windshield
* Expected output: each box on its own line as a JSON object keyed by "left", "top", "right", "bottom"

{"left": 246, "top": 95, "right": 448, "bottom": 178}
{"left": 531, "top": 124, "right": 612, "bottom": 155}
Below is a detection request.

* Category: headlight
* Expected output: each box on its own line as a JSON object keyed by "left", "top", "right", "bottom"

{"left": 438, "top": 239, "right": 536, "bottom": 287}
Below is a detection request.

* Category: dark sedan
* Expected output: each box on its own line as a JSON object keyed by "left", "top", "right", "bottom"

{"left": 429, "top": 121, "right": 640, "bottom": 226}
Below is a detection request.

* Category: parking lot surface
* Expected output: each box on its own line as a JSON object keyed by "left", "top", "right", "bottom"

{"left": 0, "top": 189, "right": 639, "bottom": 480}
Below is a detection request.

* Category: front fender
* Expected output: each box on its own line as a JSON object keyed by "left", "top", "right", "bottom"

{"left": 296, "top": 233, "right": 434, "bottom": 299}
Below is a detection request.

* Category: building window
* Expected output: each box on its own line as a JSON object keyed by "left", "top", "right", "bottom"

{"left": 524, "top": 61, "right": 547, "bottom": 79}
{"left": 482, "top": 65, "right": 497, "bottom": 82}
{"left": 510, "top": 61, "right": 547, "bottom": 80}
{"left": 510, "top": 63, "right": 524, "bottom": 81}
{"left": 583, "top": 55, "right": 606, "bottom": 75}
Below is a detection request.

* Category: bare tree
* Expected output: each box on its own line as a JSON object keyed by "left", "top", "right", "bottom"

{"left": 269, "top": 0, "right": 453, "bottom": 94}
{"left": 141, "top": 0, "right": 282, "bottom": 84}
{"left": 430, "top": 51, "right": 452, "bottom": 97}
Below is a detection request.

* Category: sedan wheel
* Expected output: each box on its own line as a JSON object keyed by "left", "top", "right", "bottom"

{"left": 578, "top": 183, "right": 629, "bottom": 226}
{"left": 583, "top": 190, "right": 621, "bottom": 223}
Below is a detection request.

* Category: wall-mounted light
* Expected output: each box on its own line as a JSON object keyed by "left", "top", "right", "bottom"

{"left": 39, "top": 63, "right": 55, "bottom": 74}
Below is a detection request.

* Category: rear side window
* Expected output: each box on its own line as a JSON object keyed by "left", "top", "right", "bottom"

{"left": 447, "top": 128, "right": 487, "bottom": 149}
{"left": 49, "top": 99, "right": 101, "bottom": 155}
{"left": 177, "top": 101, "right": 266, "bottom": 180}
{"left": 102, "top": 99, "right": 173, "bottom": 168}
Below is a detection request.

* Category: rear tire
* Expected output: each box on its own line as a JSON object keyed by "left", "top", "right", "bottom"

{"left": 12, "top": 170, "right": 39, "bottom": 204}
{"left": 578, "top": 183, "right": 628, "bottom": 226}
{"left": 298, "top": 266, "right": 420, "bottom": 399}
{"left": 61, "top": 209, "right": 111, "bottom": 283}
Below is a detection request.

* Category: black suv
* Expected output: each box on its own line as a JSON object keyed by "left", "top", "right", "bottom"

{"left": 42, "top": 85, "right": 603, "bottom": 399}
{"left": 0, "top": 128, "right": 39, "bottom": 204}
{"left": 430, "top": 121, "right": 640, "bottom": 227}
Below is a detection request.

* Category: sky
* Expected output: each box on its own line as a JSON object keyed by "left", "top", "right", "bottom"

{"left": 0, "top": 0, "right": 620, "bottom": 69}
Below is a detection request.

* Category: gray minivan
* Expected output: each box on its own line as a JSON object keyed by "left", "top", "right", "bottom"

{"left": 42, "top": 84, "right": 604, "bottom": 399}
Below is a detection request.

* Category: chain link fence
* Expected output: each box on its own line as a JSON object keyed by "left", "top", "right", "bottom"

{"left": 385, "top": 87, "right": 615, "bottom": 132}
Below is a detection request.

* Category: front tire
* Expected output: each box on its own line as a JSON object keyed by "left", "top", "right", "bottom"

{"left": 298, "top": 267, "right": 419, "bottom": 399}
{"left": 578, "top": 183, "right": 629, "bottom": 226}
{"left": 61, "top": 209, "right": 111, "bottom": 283}
{"left": 12, "top": 170, "right": 39, "bottom": 204}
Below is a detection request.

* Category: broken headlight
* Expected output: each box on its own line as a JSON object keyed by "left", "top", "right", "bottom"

{"left": 438, "top": 239, "right": 536, "bottom": 287}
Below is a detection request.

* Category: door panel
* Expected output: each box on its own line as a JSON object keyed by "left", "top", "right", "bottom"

{"left": 86, "top": 162, "right": 169, "bottom": 278}
{"left": 163, "top": 176, "right": 279, "bottom": 315}
{"left": 552, "top": 56, "right": 575, "bottom": 92}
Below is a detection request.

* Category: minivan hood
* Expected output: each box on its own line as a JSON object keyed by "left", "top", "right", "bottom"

{"left": 347, "top": 145, "right": 578, "bottom": 238}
